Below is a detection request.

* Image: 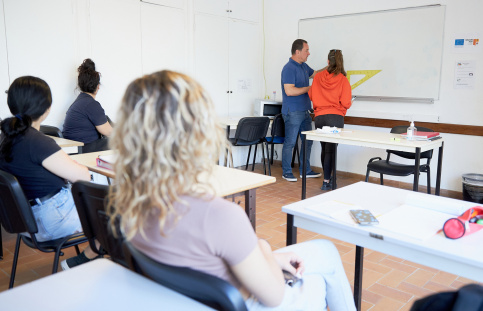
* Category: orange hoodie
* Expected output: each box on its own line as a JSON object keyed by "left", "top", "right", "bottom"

{"left": 308, "top": 70, "right": 352, "bottom": 117}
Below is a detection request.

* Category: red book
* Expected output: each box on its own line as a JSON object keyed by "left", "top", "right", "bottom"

{"left": 96, "top": 154, "right": 116, "bottom": 171}
{"left": 401, "top": 131, "right": 440, "bottom": 139}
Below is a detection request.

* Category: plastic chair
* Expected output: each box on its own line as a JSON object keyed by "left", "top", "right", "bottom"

{"left": 228, "top": 117, "right": 271, "bottom": 176}
{"left": 71, "top": 181, "right": 126, "bottom": 266}
{"left": 123, "top": 241, "right": 248, "bottom": 311}
{"left": 39, "top": 125, "right": 63, "bottom": 138}
{"left": 365, "top": 126, "right": 434, "bottom": 194}
{"left": 0, "top": 169, "right": 87, "bottom": 288}
{"left": 265, "top": 114, "right": 300, "bottom": 165}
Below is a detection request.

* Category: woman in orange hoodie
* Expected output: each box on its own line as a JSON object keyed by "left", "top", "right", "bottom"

{"left": 308, "top": 49, "right": 352, "bottom": 190}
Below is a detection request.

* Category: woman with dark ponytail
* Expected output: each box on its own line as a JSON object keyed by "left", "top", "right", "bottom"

{"left": 308, "top": 49, "right": 352, "bottom": 190}
{"left": 62, "top": 58, "right": 112, "bottom": 152}
{"left": 0, "top": 76, "right": 99, "bottom": 270}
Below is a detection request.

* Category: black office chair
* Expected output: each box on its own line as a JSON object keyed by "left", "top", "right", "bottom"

{"left": 229, "top": 117, "right": 271, "bottom": 176}
{"left": 39, "top": 125, "right": 63, "bottom": 138}
{"left": 123, "top": 241, "right": 248, "bottom": 311}
{"left": 410, "top": 284, "right": 483, "bottom": 311}
{"left": 365, "top": 125, "right": 434, "bottom": 194}
{"left": 72, "top": 181, "right": 126, "bottom": 266}
{"left": 265, "top": 114, "right": 300, "bottom": 165}
{"left": 0, "top": 169, "right": 87, "bottom": 288}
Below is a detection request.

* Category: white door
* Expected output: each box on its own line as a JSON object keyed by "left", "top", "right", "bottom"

{"left": 0, "top": 1, "right": 10, "bottom": 119}
{"left": 3, "top": 0, "right": 77, "bottom": 126}
{"left": 194, "top": 14, "right": 229, "bottom": 116}
{"left": 194, "top": 0, "right": 228, "bottom": 18}
{"left": 228, "top": 20, "right": 259, "bottom": 116}
{"left": 229, "top": 0, "right": 260, "bottom": 22}
{"left": 89, "top": 0, "right": 143, "bottom": 120}
{"left": 141, "top": 2, "right": 188, "bottom": 75}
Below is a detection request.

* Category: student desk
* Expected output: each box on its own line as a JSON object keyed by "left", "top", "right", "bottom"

{"left": 0, "top": 258, "right": 214, "bottom": 310}
{"left": 50, "top": 136, "right": 84, "bottom": 154}
{"left": 283, "top": 182, "right": 481, "bottom": 311}
{"left": 300, "top": 129, "right": 444, "bottom": 196}
{"left": 70, "top": 151, "right": 276, "bottom": 230}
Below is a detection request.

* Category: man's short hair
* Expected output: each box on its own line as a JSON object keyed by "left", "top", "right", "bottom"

{"left": 291, "top": 39, "right": 307, "bottom": 55}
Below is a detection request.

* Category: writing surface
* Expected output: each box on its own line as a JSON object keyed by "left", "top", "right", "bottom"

{"left": 299, "top": 5, "right": 445, "bottom": 100}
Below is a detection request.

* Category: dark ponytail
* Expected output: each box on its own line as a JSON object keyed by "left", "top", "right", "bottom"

{"left": 0, "top": 76, "right": 52, "bottom": 162}
{"left": 327, "top": 49, "right": 346, "bottom": 76}
{"left": 77, "top": 58, "right": 101, "bottom": 93}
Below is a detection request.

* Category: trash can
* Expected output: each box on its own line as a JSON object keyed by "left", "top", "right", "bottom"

{"left": 462, "top": 173, "right": 483, "bottom": 204}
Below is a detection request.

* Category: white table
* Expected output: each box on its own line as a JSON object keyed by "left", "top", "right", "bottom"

{"left": 301, "top": 129, "right": 444, "bottom": 196}
{"left": 50, "top": 136, "right": 84, "bottom": 154}
{"left": 0, "top": 259, "right": 214, "bottom": 310}
{"left": 70, "top": 151, "right": 276, "bottom": 229}
{"left": 283, "top": 182, "right": 482, "bottom": 310}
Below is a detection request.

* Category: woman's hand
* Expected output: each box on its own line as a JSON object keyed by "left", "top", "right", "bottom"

{"left": 273, "top": 251, "right": 305, "bottom": 277}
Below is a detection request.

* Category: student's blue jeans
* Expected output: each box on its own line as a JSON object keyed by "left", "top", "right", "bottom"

{"left": 282, "top": 110, "right": 313, "bottom": 176}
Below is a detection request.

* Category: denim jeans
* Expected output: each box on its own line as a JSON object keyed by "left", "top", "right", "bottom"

{"left": 29, "top": 187, "right": 83, "bottom": 242}
{"left": 245, "top": 240, "right": 356, "bottom": 311}
{"left": 282, "top": 110, "right": 313, "bottom": 175}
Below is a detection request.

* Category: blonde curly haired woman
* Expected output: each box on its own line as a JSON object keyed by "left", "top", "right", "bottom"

{"left": 108, "top": 70, "right": 355, "bottom": 311}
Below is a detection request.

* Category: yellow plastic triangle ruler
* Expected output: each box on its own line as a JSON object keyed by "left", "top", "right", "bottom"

{"left": 347, "top": 70, "right": 381, "bottom": 90}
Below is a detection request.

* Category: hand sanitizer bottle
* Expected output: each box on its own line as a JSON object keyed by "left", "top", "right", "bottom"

{"left": 407, "top": 121, "right": 417, "bottom": 140}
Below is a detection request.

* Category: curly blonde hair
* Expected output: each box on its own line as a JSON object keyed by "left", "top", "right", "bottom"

{"left": 108, "top": 70, "right": 228, "bottom": 239}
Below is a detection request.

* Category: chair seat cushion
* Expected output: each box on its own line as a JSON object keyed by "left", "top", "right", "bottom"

{"left": 367, "top": 160, "right": 429, "bottom": 176}
{"left": 21, "top": 233, "right": 88, "bottom": 250}
{"left": 228, "top": 138, "right": 261, "bottom": 146}
{"left": 266, "top": 137, "right": 284, "bottom": 144}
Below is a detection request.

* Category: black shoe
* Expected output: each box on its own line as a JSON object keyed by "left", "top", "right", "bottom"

{"left": 320, "top": 178, "right": 333, "bottom": 190}
{"left": 61, "top": 251, "right": 99, "bottom": 270}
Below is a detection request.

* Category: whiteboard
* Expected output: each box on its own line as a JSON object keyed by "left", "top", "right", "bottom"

{"left": 299, "top": 5, "right": 445, "bottom": 100}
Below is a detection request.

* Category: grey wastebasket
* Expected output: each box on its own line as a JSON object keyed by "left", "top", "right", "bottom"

{"left": 462, "top": 173, "right": 483, "bottom": 204}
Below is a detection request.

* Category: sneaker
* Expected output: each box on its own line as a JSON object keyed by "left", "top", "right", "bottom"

{"left": 321, "top": 181, "right": 332, "bottom": 190}
{"left": 61, "top": 251, "right": 98, "bottom": 271}
{"left": 282, "top": 173, "right": 297, "bottom": 182}
{"left": 300, "top": 171, "right": 322, "bottom": 178}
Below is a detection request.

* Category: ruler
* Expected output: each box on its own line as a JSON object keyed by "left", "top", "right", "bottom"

{"left": 347, "top": 70, "right": 381, "bottom": 90}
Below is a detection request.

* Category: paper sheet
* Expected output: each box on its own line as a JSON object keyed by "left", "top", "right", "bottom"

{"left": 99, "top": 154, "right": 117, "bottom": 164}
{"left": 404, "top": 192, "right": 465, "bottom": 216}
{"left": 316, "top": 126, "right": 341, "bottom": 134}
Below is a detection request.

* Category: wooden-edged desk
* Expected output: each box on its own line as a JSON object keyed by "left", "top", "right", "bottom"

{"left": 70, "top": 151, "right": 276, "bottom": 229}
{"left": 0, "top": 259, "right": 214, "bottom": 310}
{"left": 283, "top": 182, "right": 482, "bottom": 310}
{"left": 50, "top": 136, "right": 84, "bottom": 154}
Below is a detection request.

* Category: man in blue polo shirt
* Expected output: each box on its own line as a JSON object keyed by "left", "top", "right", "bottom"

{"left": 281, "top": 39, "right": 322, "bottom": 182}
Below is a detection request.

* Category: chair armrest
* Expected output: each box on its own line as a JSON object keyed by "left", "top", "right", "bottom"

{"left": 368, "top": 157, "right": 382, "bottom": 163}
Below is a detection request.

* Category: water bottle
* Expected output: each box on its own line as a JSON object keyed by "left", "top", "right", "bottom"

{"left": 272, "top": 91, "right": 276, "bottom": 101}
{"left": 407, "top": 121, "right": 417, "bottom": 140}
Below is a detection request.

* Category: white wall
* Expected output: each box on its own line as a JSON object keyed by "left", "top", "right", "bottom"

{"left": 264, "top": 0, "right": 483, "bottom": 191}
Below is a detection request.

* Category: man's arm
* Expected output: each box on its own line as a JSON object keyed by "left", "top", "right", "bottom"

{"left": 309, "top": 66, "right": 328, "bottom": 79}
{"left": 284, "top": 84, "right": 310, "bottom": 96}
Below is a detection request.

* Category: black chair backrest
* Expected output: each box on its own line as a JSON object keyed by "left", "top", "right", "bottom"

{"left": 123, "top": 241, "right": 248, "bottom": 311}
{"left": 72, "top": 181, "right": 125, "bottom": 264}
{"left": 389, "top": 125, "right": 434, "bottom": 160}
{"left": 234, "top": 117, "right": 270, "bottom": 143}
{"left": 0, "top": 170, "right": 38, "bottom": 235}
{"left": 39, "top": 125, "right": 63, "bottom": 138}
{"left": 270, "top": 114, "right": 285, "bottom": 138}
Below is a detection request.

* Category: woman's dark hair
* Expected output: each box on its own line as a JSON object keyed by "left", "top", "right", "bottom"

{"left": 77, "top": 58, "right": 100, "bottom": 93}
{"left": 327, "top": 49, "right": 346, "bottom": 76}
{"left": 0, "top": 76, "right": 52, "bottom": 162}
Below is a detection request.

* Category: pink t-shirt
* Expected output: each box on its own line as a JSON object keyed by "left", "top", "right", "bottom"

{"left": 130, "top": 196, "right": 258, "bottom": 288}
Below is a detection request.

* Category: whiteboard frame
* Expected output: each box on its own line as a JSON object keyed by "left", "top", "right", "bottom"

{"left": 299, "top": 4, "right": 445, "bottom": 102}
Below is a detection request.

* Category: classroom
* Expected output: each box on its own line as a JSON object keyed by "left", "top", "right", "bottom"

{"left": 0, "top": 0, "right": 482, "bottom": 310}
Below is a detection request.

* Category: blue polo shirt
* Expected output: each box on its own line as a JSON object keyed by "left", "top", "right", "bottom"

{"left": 281, "top": 58, "right": 314, "bottom": 114}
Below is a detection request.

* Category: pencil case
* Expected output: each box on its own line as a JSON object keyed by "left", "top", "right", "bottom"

{"left": 442, "top": 206, "right": 483, "bottom": 239}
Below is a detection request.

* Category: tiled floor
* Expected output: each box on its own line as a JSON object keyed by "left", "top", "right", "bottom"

{"left": 0, "top": 162, "right": 481, "bottom": 310}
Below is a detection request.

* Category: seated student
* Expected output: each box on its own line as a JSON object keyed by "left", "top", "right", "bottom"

{"left": 62, "top": 58, "right": 112, "bottom": 152}
{"left": 108, "top": 70, "right": 356, "bottom": 311}
{"left": 0, "top": 76, "right": 99, "bottom": 270}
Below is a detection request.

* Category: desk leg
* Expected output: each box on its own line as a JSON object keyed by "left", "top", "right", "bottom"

{"left": 413, "top": 147, "right": 421, "bottom": 192}
{"left": 245, "top": 189, "right": 256, "bottom": 230}
{"left": 224, "top": 126, "right": 231, "bottom": 167}
{"left": 77, "top": 146, "right": 83, "bottom": 154}
{"left": 302, "top": 134, "right": 307, "bottom": 200}
{"left": 286, "top": 214, "right": 297, "bottom": 246}
{"left": 435, "top": 142, "right": 444, "bottom": 196}
{"left": 354, "top": 246, "right": 364, "bottom": 311}
{"left": 332, "top": 144, "right": 338, "bottom": 190}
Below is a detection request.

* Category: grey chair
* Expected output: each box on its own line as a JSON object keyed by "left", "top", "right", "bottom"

{"left": 365, "top": 125, "right": 434, "bottom": 194}
{"left": 123, "top": 241, "right": 248, "bottom": 311}
{"left": 0, "top": 169, "right": 87, "bottom": 288}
